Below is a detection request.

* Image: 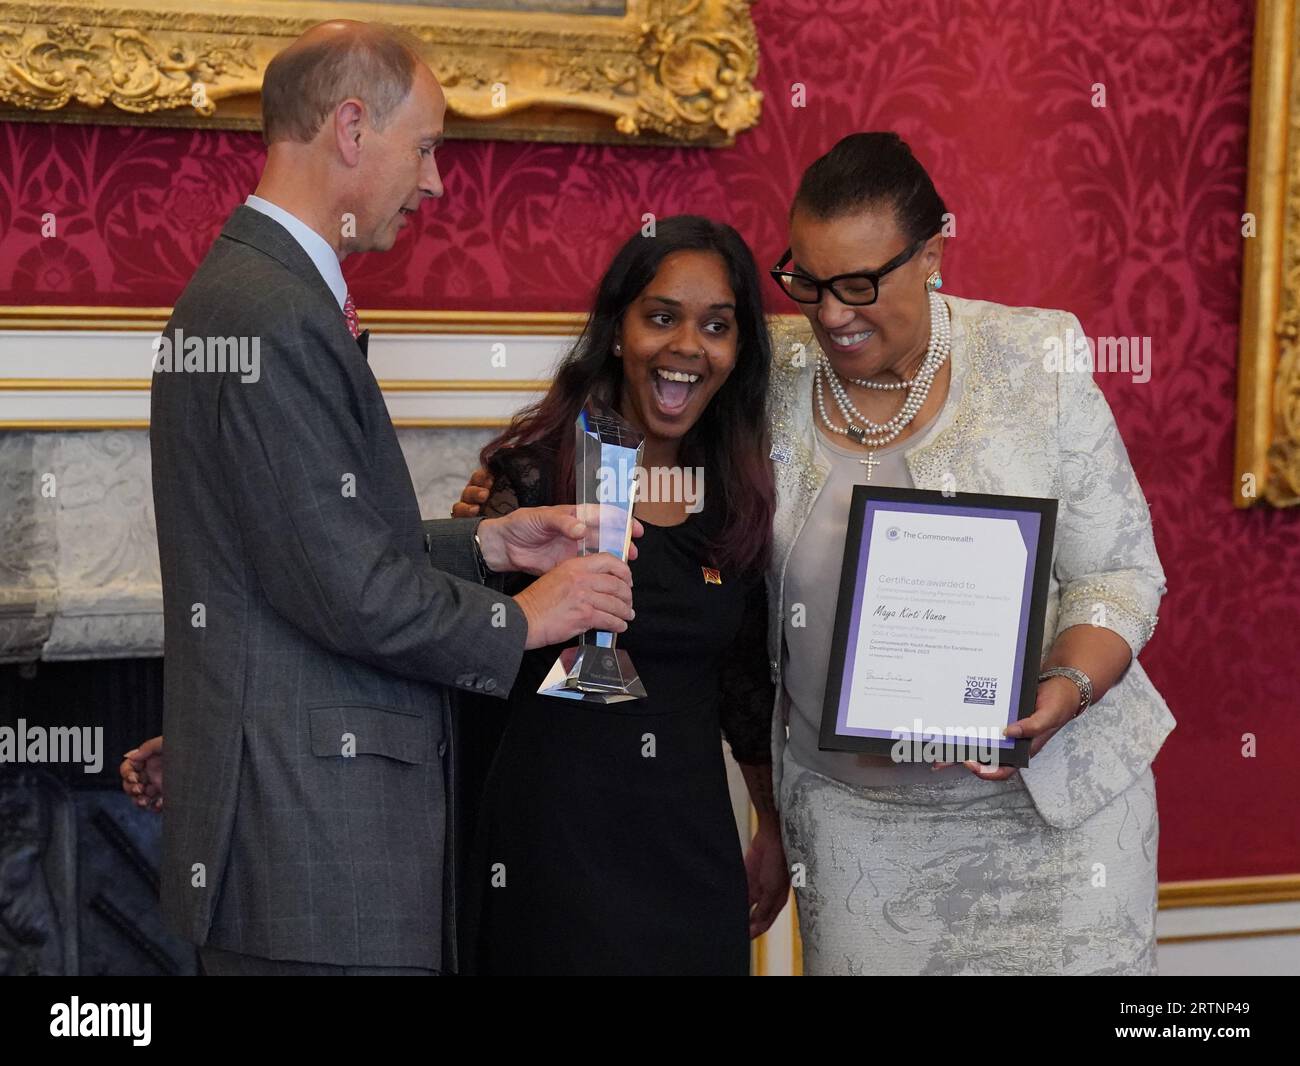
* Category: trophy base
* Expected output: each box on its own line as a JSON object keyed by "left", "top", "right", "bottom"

{"left": 537, "top": 645, "right": 646, "bottom": 704}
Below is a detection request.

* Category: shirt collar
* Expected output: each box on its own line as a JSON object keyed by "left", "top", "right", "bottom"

{"left": 244, "top": 195, "right": 348, "bottom": 311}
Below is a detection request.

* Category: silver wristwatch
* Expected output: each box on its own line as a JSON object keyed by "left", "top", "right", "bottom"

{"left": 471, "top": 528, "right": 493, "bottom": 580}
{"left": 1038, "top": 666, "right": 1093, "bottom": 717}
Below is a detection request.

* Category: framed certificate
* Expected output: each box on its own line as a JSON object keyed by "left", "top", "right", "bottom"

{"left": 819, "top": 487, "right": 1057, "bottom": 769}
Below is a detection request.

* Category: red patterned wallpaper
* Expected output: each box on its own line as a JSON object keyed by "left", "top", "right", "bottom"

{"left": 1, "top": 0, "right": 1294, "bottom": 881}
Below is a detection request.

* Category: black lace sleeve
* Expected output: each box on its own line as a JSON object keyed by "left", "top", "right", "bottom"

{"left": 481, "top": 447, "right": 554, "bottom": 595}
{"left": 718, "top": 573, "right": 775, "bottom": 765}
{"left": 484, "top": 446, "right": 552, "bottom": 516}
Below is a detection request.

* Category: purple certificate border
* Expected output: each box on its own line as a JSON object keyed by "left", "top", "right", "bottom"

{"left": 834, "top": 499, "right": 1042, "bottom": 748}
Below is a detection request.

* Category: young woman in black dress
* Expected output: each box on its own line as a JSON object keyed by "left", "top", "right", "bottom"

{"left": 462, "top": 215, "right": 787, "bottom": 975}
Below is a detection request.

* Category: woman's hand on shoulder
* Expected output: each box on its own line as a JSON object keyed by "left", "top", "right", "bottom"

{"left": 450, "top": 467, "right": 494, "bottom": 518}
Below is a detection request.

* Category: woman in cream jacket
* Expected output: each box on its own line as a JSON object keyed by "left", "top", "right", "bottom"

{"left": 765, "top": 132, "right": 1173, "bottom": 975}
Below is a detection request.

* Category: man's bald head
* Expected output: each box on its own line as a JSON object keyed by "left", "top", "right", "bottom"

{"left": 261, "top": 20, "right": 426, "bottom": 145}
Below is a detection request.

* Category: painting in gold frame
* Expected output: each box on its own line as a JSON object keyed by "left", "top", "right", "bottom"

{"left": 1236, "top": 0, "right": 1300, "bottom": 506}
{"left": 0, "top": 0, "right": 762, "bottom": 146}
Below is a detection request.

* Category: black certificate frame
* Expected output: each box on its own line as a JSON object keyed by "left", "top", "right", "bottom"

{"left": 818, "top": 486, "right": 1058, "bottom": 769}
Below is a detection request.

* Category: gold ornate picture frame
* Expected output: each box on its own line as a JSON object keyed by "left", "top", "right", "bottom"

{"left": 0, "top": 0, "right": 762, "bottom": 146}
{"left": 1236, "top": 0, "right": 1300, "bottom": 506}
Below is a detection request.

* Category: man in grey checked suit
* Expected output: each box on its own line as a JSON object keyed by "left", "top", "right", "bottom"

{"left": 149, "top": 21, "right": 636, "bottom": 975}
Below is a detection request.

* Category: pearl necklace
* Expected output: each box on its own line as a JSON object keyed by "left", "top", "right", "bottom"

{"left": 815, "top": 290, "right": 951, "bottom": 480}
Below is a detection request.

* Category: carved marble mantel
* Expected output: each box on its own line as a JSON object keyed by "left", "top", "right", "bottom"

{"left": 0, "top": 427, "right": 494, "bottom": 663}
{"left": 0, "top": 323, "right": 579, "bottom": 662}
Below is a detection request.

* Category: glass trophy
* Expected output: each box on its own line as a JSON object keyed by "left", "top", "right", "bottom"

{"left": 537, "top": 398, "right": 647, "bottom": 703}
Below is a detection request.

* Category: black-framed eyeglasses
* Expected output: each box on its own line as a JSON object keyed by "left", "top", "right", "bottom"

{"left": 769, "top": 236, "right": 928, "bottom": 306}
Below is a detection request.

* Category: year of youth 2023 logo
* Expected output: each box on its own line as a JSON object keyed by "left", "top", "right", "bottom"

{"left": 964, "top": 676, "right": 998, "bottom": 705}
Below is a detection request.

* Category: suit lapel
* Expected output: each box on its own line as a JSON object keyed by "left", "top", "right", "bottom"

{"left": 356, "top": 329, "right": 370, "bottom": 359}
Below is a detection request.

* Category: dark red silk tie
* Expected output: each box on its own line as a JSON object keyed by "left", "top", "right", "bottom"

{"left": 343, "top": 293, "right": 360, "bottom": 339}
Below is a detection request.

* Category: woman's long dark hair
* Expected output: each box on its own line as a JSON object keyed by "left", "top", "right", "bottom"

{"left": 481, "top": 214, "right": 776, "bottom": 574}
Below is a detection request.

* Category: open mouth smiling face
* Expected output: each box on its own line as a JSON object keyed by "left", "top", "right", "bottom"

{"left": 617, "top": 249, "right": 739, "bottom": 441}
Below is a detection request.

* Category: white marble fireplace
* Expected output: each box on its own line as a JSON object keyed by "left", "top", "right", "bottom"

{"left": 0, "top": 325, "right": 567, "bottom": 663}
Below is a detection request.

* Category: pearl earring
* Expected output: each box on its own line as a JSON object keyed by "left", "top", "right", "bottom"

{"left": 926, "top": 271, "right": 943, "bottom": 292}
{"left": 614, "top": 343, "right": 622, "bottom": 355}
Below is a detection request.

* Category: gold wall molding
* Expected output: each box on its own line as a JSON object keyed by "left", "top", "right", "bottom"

{"left": 1235, "top": 0, "right": 1300, "bottom": 506}
{"left": 1158, "top": 872, "right": 1300, "bottom": 909}
{"left": 1157, "top": 926, "right": 1300, "bottom": 945}
{"left": 0, "top": 308, "right": 804, "bottom": 429}
{"left": 0, "top": 304, "right": 809, "bottom": 333}
{"left": 0, "top": 0, "right": 762, "bottom": 146}
{"left": 0, "top": 417, "right": 512, "bottom": 429}
{"left": 0, "top": 304, "right": 591, "bottom": 333}
{"left": 0, "top": 377, "right": 552, "bottom": 391}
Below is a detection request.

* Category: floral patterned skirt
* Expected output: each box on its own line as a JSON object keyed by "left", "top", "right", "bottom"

{"left": 779, "top": 747, "right": 1159, "bottom": 975}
